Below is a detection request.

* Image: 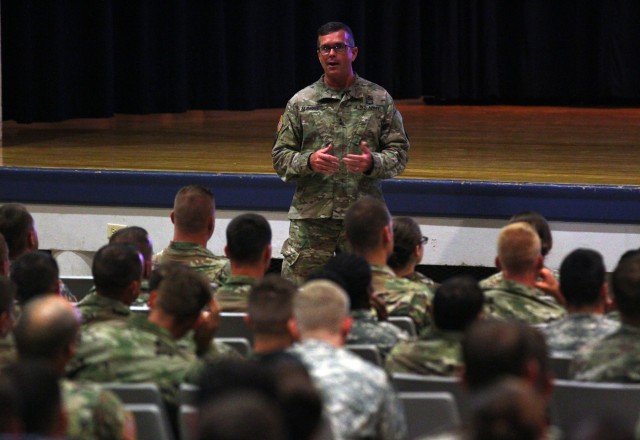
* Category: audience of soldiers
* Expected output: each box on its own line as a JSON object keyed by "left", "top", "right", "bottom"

{"left": 1, "top": 190, "right": 639, "bottom": 440}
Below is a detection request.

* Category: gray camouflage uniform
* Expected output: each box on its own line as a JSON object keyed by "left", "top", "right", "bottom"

{"left": 290, "top": 338, "right": 407, "bottom": 440}
{"left": 347, "top": 309, "right": 409, "bottom": 359}
{"left": 541, "top": 313, "right": 619, "bottom": 357}
{"left": 272, "top": 75, "right": 409, "bottom": 284}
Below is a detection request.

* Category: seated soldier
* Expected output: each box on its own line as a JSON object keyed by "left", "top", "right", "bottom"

{"left": 385, "top": 275, "right": 483, "bottom": 376}
{"left": 109, "top": 226, "right": 154, "bottom": 306}
{"left": 10, "top": 251, "right": 65, "bottom": 305}
{"left": 388, "top": 216, "right": 437, "bottom": 289}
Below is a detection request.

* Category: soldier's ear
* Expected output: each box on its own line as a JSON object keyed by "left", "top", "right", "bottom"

{"left": 495, "top": 256, "right": 502, "bottom": 271}
{"left": 148, "top": 291, "right": 158, "bottom": 309}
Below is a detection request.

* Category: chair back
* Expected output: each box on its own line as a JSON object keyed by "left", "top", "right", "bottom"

{"left": 217, "top": 312, "right": 253, "bottom": 342}
{"left": 549, "top": 355, "right": 572, "bottom": 380}
{"left": 346, "top": 344, "right": 383, "bottom": 366}
{"left": 124, "top": 404, "right": 174, "bottom": 440}
{"left": 398, "top": 391, "right": 461, "bottom": 439}
{"left": 388, "top": 316, "right": 417, "bottom": 337}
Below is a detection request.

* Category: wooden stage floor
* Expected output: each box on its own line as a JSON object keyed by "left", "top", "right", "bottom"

{"left": 2, "top": 100, "right": 640, "bottom": 186}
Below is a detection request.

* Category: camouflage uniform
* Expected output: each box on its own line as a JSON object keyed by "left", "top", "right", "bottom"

{"left": 483, "top": 279, "right": 566, "bottom": 325}
{"left": 62, "top": 379, "right": 134, "bottom": 440}
{"left": 541, "top": 313, "right": 619, "bottom": 357}
{"left": 272, "top": 75, "right": 409, "bottom": 284}
{"left": 66, "top": 314, "right": 205, "bottom": 407}
{"left": 405, "top": 271, "right": 439, "bottom": 290}
{"left": 290, "top": 339, "right": 407, "bottom": 440}
{"left": 215, "top": 274, "right": 257, "bottom": 312}
{"left": 347, "top": 309, "right": 409, "bottom": 360}
{"left": 153, "top": 241, "right": 229, "bottom": 287}
{"left": 479, "top": 268, "right": 560, "bottom": 289}
{"left": 0, "top": 335, "right": 16, "bottom": 368}
{"left": 371, "top": 263, "right": 434, "bottom": 334}
{"left": 77, "top": 291, "right": 131, "bottom": 326}
{"left": 570, "top": 323, "right": 640, "bottom": 382}
{"left": 385, "top": 328, "right": 464, "bottom": 377}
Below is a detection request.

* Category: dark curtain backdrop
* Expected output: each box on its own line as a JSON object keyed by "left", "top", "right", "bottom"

{"left": 3, "top": 0, "right": 640, "bottom": 123}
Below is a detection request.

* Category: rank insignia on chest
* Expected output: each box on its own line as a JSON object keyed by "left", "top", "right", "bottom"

{"left": 366, "top": 95, "right": 374, "bottom": 105}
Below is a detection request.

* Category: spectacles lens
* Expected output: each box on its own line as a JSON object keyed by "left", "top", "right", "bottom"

{"left": 421, "top": 236, "right": 429, "bottom": 245}
{"left": 319, "top": 44, "right": 347, "bottom": 54}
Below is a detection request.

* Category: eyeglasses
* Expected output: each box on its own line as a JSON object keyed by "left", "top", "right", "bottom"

{"left": 318, "top": 43, "right": 354, "bottom": 55}
{"left": 420, "top": 236, "right": 429, "bottom": 245}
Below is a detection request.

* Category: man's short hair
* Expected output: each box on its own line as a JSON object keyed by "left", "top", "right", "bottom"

{"left": 497, "top": 222, "right": 541, "bottom": 275}
{"left": 344, "top": 196, "right": 391, "bottom": 254}
{"left": 109, "top": 226, "right": 153, "bottom": 263}
{"left": 0, "top": 277, "right": 16, "bottom": 316}
{"left": 92, "top": 243, "right": 143, "bottom": 299}
{"left": 433, "top": 275, "right": 484, "bottom": 331}
{"left": 14, "top": 296, "right": 80, "bottom": 362}
{"left": 0, "top": 204, "right": 34, "bottom": 260}
{"left": 317, "top": 22, "right": 355, "bottom": 47}
{"left": 508, "top": 211, "right": 553, "bottom": 257}
{"left": 173, "top": 185, "right": 215, "bottom": 234}
{"left": 388, "top": 217, "right": 423, "bottom": 270}
{"left": 311, "top": 253, "right": 372, "bottom": 311}
{"left": 559, "top": 248, "right": 605, "bottom": 308}
{"left": 294, "top": 280, "right": 349, "bottom": 335}
{"left": 153, "top": 263, "right": 212, "bottom": 325}
{"left": 247, "top": 274, "right": 297, "bottom": 335}
{"left": 10, "top": 251, "right": 59, "bottom": 304}
{"left": 226, "top": 213, "right": 272, "bottom": 264}
{"left": 463, "top": 319, "right": 549, "bottom": 393}
{"left": 611, "top": 249, "right": 640, "bottom": 320}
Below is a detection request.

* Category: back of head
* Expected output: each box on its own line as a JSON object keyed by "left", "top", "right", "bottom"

{"left": 0, "top": 203, "right": 34, "bottom": 260}
{"left": 109, "top": 226, "right": 153, "bottom": 270}
{"left": 247, "top": 274, "right": 297, "bottom": 335}
{"left": 560, "top": 248, "right": 605, "bottom": 308}
{"left": 497, "top": 222, "right": 541, "bottom": 276}
{"left": 2, "top": 361, "right": 63, "bottom": 437}
{"left": 344, "top": 196, "right": 391, "bottom": 254}
{"left": 153, "top": 263, "right": 212, "bottom": 325}
{"left": 508, "top": 211, "right": 553, "bottom": 257}
{"left": 92, "top": 243, "right": 143, "bottom": 301}
{"left": 433, "top": 275, "right": 484, "bottom": 331}
{"left": 611, "top": 249, "right": 640, "bottom": 321}
{"left": 173, "top": 184, "right": 215, "bottom": 235}
{"left": 463, "top": 319, "right": 549, "bottom": 393}
{"left": 294, "top": 280, "right": 349, "bottom": 336}
{"left": 312, "top": 253, "right": 372, "bottom": 310}
{"left": 14, "top": 295, "right": 80, "bottom": 363}
{"left": 469, "top": 378, "right": 546, "bottom": 440}
{"left": 388, "top": 216, "right": 423, "bottom": 270}
{"left": 226, "top": 213, "right": 272, "bottom": 264}
{"left": 10, "top": 251, "right": 59, "bottom": 304}
{"left": 317, "top": 21, "right": 355, "bottom": 46}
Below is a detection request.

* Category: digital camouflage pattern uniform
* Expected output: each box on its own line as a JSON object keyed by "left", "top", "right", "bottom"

{"left": 272, "top": 75, "right": 409, "bottom": 285}
{"left": 62, "top": 379, "right": 135, "bottom": 440}
{"left": 66, "top": 314, "right": 205, "bottom": 408}
{"left": 483, "top": 279, "right": 566, "bottom": 325}
{"left": 570, "top": 323, "right": 640, "bottom": 382}
{"left": 405, "top": 271, "right": 439, "bottom": 290}
{"left": 347, "top": 309, "right": 409, "bottom": 360}
{"left": 153, "top": 241, "right": 229, "bottom": 287}
{"left": 541, "top": 313, "right": 619, "bottom": 357}
{"left": 77, "top": 291, "right": 131, "bottom": 326}
{"left": 385, "top": 328, "right": 464, "bottom": 377}
{"left": 371, "top": 264, "right": 434, "bottom": 334}
{"left": 290, "top": 339, "right": 407, "bottom": 440}
{"left": 214, "top": 274, "right": 257, "bottom": 312}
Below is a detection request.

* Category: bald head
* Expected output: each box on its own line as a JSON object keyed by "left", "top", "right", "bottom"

{"left": 14, "top": 296, "right": 80, "bottom": 366}
{"left": 294, "top": 280, "right": 350, "bottom": 336}
{"left": 497, "top": 222, "right": 542, "bottom": 276}
{"left": 172, "top": 185, "right": 215, "bottom": 237}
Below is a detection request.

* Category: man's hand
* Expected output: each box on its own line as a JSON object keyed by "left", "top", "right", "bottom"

{"left": 192, "top": 299, "right": 221, "bottom": 356}
{"left": 535, "top": 268, "right": 566, "bottom": 306}
{"left": 343, "top": 140, "right": 373, "bottom": 174}
{"left": 309, "top": 144, "right": 340, "bottom": 175}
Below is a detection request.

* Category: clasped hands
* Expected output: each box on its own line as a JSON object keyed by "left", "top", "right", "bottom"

{"left": 309, "top": 141, "right": 372, "bottom": 175}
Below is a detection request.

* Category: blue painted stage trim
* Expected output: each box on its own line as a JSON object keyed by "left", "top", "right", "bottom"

{"left": 0, "top": 167, "right": 638, "bottom": 223}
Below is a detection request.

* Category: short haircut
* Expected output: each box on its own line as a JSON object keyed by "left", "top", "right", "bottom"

{"left": 247, "top": 274, "right": 297, "bottom": 335}
{"left": 611, "top": 249, "right": 640, "bottom": 320}
{"left": 463, "top": 319, "right": 549, "bottom": 393}
{"left": 226, "top": 213, "right": 272, "bottom": 264}
{"left": 433, "top": 275, "right": 484, "bottom": 331}
{"left": 559, "top": 248, "right": 605, "bottom": 308}
{"left": 92, "top": 243, "right": 143, "bottom": 299}
{"left": 317, "top": 22, "right": 356, "bottom": 46}
{"left": 294, "top": 280, "right": 349, "bottom": 335}
{"left": 109, "top": 226, "right": 153, "bottom": 263}
{"left": 312, "top": 253, "right": 372, "bottom": 310}
{"left": 388, "top": 217, "right": 423, "bottom": 270}
{"left": 497, "top": 222, "right": 541, "bottom": 275}
{"left": 0, "top": 276, "right": 16, "bottom": 315}
{"left": 509, "top": 211, "right": 553, "bottom": 257}
{"left": 10, "top": 251, "right": 59, "bottom": 303}
{"left": 2, "top": 361, "right": 62, "bottom": 436}
{"left": 173, "top": 185, "right": 215, "bottom": 234}
{"left": 154, "top": 263, "right": 212, "bottom": 325}
{"left": 344, "top": 196, "right": 391, "bottom": 254}
{"left": 14, "top": 295, "right": 80, "bottom": 362}
{"left": 0, "top": 203, "right": 34, "bottom": 260}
